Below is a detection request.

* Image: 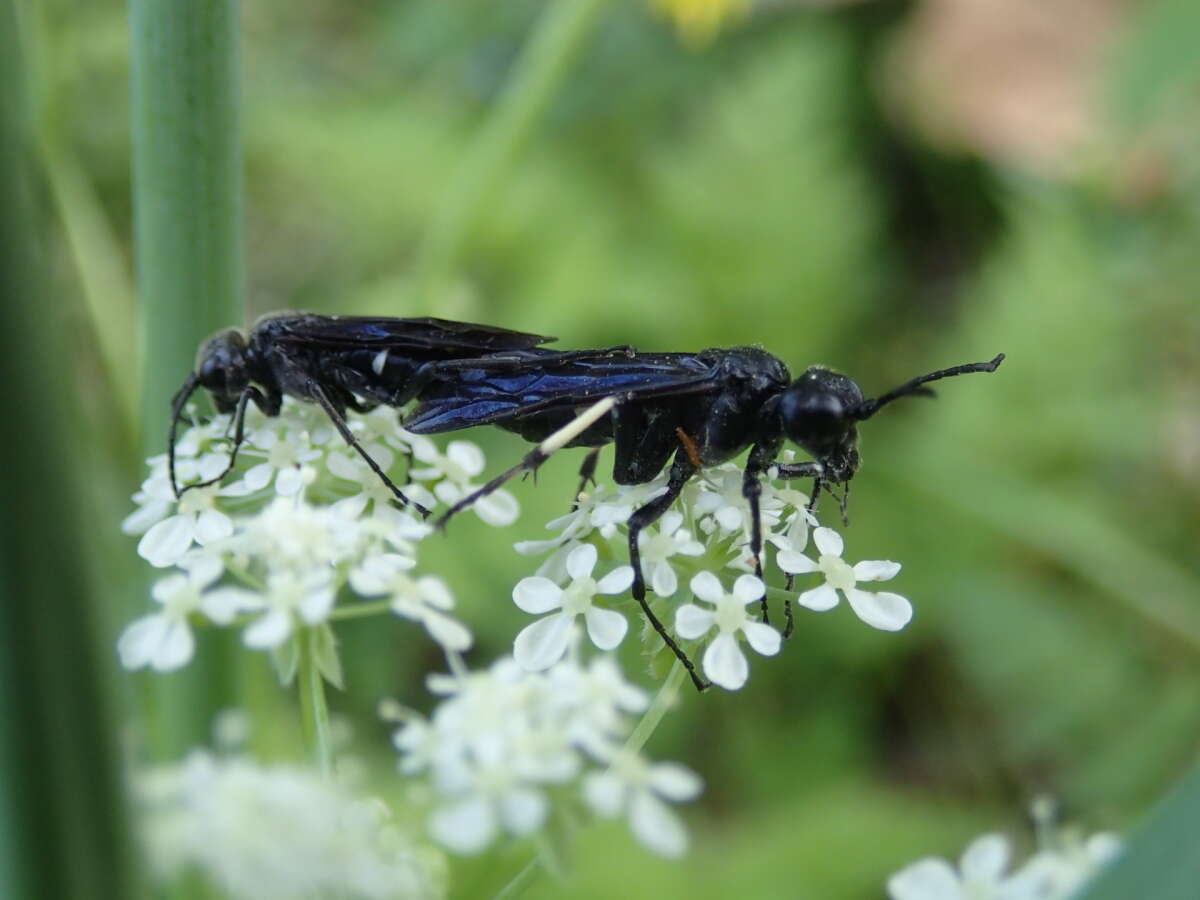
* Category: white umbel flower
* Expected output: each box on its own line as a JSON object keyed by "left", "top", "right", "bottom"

{"left": 118, "top": 554, "right": 242, "bottom": 671}
{"left": 512, "top": 544, "right": 634, "bottom": 670}
{"left": 349, "top": 554, "right": 472, "bottom": 652}
{"left": 409, "top": 438, "right": 519, "bottom": 526}
{"left": 888, "top": 833, "right": 1013, "bottom": 900}
{"left": 674, "top": 572, "right": 781, "bottom": 690}
{"left": 583, "top": 750, "right": 702, "bottom": 859}
{"left": 636, "top": 511, "right": 705, "bottom": 597}
{"left": 136, "top": 750, "right": 443, "bottom": 900}
{"left": 777, "top": 526, "right": 912, "bottom": 632}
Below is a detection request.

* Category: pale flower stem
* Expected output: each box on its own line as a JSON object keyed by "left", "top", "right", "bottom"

{"left": 492, "top": 855, "right": 542, "bottom": 900}
{"left": 328, "top": 600, "right": 391, "bottom": 621}
{"left": 623, "top": 660, "right": 687, "bottom": 757}
{"left": 492, "top": 831, "right": 563, "bottom": 899}
{"left": 298, "top": 628, "right": 334, "bottom": 777}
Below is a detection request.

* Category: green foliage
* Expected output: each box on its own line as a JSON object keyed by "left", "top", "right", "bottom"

{"left": 22, "top": 0, "right": 1200, "bottom": 895}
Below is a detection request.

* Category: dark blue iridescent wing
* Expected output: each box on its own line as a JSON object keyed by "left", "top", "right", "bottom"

{"left": 269, "top": 314, "right": 554, "bottom": 353}
{"left": 404, "top": 350, "right": 722, "bottom": 433}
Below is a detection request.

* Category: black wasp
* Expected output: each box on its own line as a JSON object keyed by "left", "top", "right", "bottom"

{"left": 168, "top": 312, "right": 554, "bottom": 513}
{"left": 404, "top": 344, "right": 1005, "bottom": 691}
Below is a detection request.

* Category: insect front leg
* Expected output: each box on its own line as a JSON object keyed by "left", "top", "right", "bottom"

{"left": 308, "top": 380, "right": 431, "bottom": 518}
{"left": 626, "top": 452, "right": 709, "bottom": 692}
{"left": 741, "top": 441, "right": 781, "bottom": 625}
{"left": 767, "top": 459, "right": 824, "bottom": 639}
{"left": 434, "top": 396, "right": 619, "bottom": 528}
{"left": 177, "top": 385, "right": 275, "bottom": 496}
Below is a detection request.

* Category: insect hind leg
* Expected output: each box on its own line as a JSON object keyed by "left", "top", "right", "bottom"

{"left": 434, "top": 396, "right": 618, "bottom": 528}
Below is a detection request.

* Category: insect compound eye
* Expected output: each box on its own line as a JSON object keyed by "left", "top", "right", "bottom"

{"left": 195, "top": 330, "right": 249, "bottom": 398}
{"left": 779, "top": 390, "right": 846, "bottom": 441}
{"left": 777, "top": 368, "right": 864, "bottom": 453}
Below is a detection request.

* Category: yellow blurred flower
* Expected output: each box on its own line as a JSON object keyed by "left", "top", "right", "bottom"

{"left": 650, "top": 0, "right": 750, "bottom": 47}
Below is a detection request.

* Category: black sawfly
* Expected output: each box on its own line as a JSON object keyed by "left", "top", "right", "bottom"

{"left": 404, "top": 344, "right": 1005, "bottom": 691}
{"left": 168, "top": 312, "right": 554, "bottom": 515}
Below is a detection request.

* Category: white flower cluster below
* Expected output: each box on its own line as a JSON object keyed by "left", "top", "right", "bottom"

{"left": 392, "top": 653, "right": 701, "bottom": 859}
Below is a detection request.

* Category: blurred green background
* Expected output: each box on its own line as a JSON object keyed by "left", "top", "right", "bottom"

{"left": 9, "top": 0, "right": 1200, "bottom": 896}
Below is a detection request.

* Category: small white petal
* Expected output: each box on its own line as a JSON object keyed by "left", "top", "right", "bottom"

{"left": 244, "top": 610, "right": 292, "bottom": 648}
{"left": 647, "top": 763, "right": 702, "bottom": 802}
{"left": 714, "top": 506, "right": 742, "bottom": 531}
{"left": 853, "top": 559, "right": 901, "bottom": 583}
{"left": 151, "top": 621, "right": 195, "bottom": 671}
{"left": 298, "top": 587, "right": 334, "bottom": 624}
{"left": 121, "top": 500, "right": 171, "bottom": 535}
{"left": 566, "top": 543, "right": 598, "bottom": 580}
{"left": 582, "top": 771, "right": 625, "bottom": 817}
{"left": 421, "top": 609, "right": 473, "bottom": 651}
{"left": 193, "top": 509, "right": 233, "bottom": 545}
{"left": 702, "top": 633, "right": 749, "bottom": 690}
{"left": 430, "top": 796, "right": 496, "bottom": 854}
{"left": 845, "top": 589, "right": 912, "bottom": 631}
{"left": 776, "top": 550, "right": 819, "bottom": 575}
{"left": 674, "top": 604, "right": 715, "bottom": 640}
{"left": 650, "top": 562, "right": 677, "bottom": 597}
{"left": 446, "top": 441, "right": 485, "bottom": 477}
{"left": 242, "top": 462, "right": 273, "bottom": 491}
{"left": 812, "top": 526, "right": 843, "bottom": 557}
{"left": 584, "top": 606, "right": 628, "bottom": 651}
{"left": 117, "top": 616, "right": 168, "bottom": 670}
{"left": 200, "top": 587, "right": 255, "bottom": 624}
{"left": 513, "top": 614, "right": 572, "bottom": 671}
{"left": 137, "top": 515, "right": 194, "bottom": 567}
{"left": 325, "top": 450, "right": 362, "bottom": 481}
{"left": 797, "top": 583, "right": 839, "bottom": 612}
{"left": 689, "top": 571, "right": 725, "bottom": 605}
{"left": 886, "top": 858, "right": 963, "bottom": 900}
{"left": 512, "top": 577, "right": 563, "bottom": 614}
{"left": 960, "top": 833, "right": 1010, "bottom": 882}
{"left": 474, "top": 490, "right": 519, "bottom": 527}
{"left": 499, "top": 788, "right": 547, "bottom": 835}
{"left": 629, "top": 791, "right": 688, "bottom": 859}
{"left": 274, "top": 466, "right": 305, "bottom": 496}
{"left": 741, "top": 621, "right": 782, "bottom": 657}
{"left": 596, "top": 565, "right": 634, "bottom": 595}
{"left": 417, "top": 575, "right": 454, "bottom": 610}
{"left": 1086, "top": 833, "right": 1123, "bottom": 865}
{"left": 732, "top": 574, "right": 765, "bottom": 604}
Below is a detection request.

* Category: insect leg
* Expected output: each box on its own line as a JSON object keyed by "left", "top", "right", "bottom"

{"left": 177, "top": 386, "right": 270, "bottom": 495}
{"left": 572, "top": 447, "right": 602, "bottom": 509}
{"left": 308, "top": 381, "right": 431, "bottom": 518}
{"left": 169, "top": 373, "right": 201, "bottom": 498}
{"left": 627, "top": 452, "right": 708, "bottom": 692}
{"left": 741, "top": 443, "right": 779, "bottom": 624}
{"left": 435, "top": 396, "right": 618, "bottom": 528}
{"left": 762, "top": 459, "right": 823, "bottom": 639}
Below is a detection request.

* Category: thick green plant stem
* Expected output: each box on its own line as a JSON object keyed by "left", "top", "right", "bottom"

{"left": 298, "top": 629, "right": 334, "bottom": 777}
{"left": 0, "top": 5, "right": 132, "bottom": 893}
{"left": 411, "top": 0, "right": 611, "bottom": 305}
{"left": 130, "top": 0, "right": 245, "bottom": 758}
{"left": 131, "top": 0, "right": 244, "bottom": 450}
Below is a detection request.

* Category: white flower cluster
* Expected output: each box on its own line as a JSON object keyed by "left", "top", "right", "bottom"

{"left": 119, "top": 400, "right": 516, "bottom": 674}
{"left": 136, "top": 749, "right": 445, "bottom": 900}
{"left": 511, "top": 461, "right": 912, "bottom": 690}
{"left": 391, "top": 653, "right": 702, "bottom": 859}
{"left": 887, "top": 826, "right": 1122, "bottom": 900}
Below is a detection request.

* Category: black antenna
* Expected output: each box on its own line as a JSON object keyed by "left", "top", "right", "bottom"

{"left": 168, "top": 373, "right": 200, "bottom": 498}
{"left": 856, "top": 353, "right": 1005, "bottom": 421}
